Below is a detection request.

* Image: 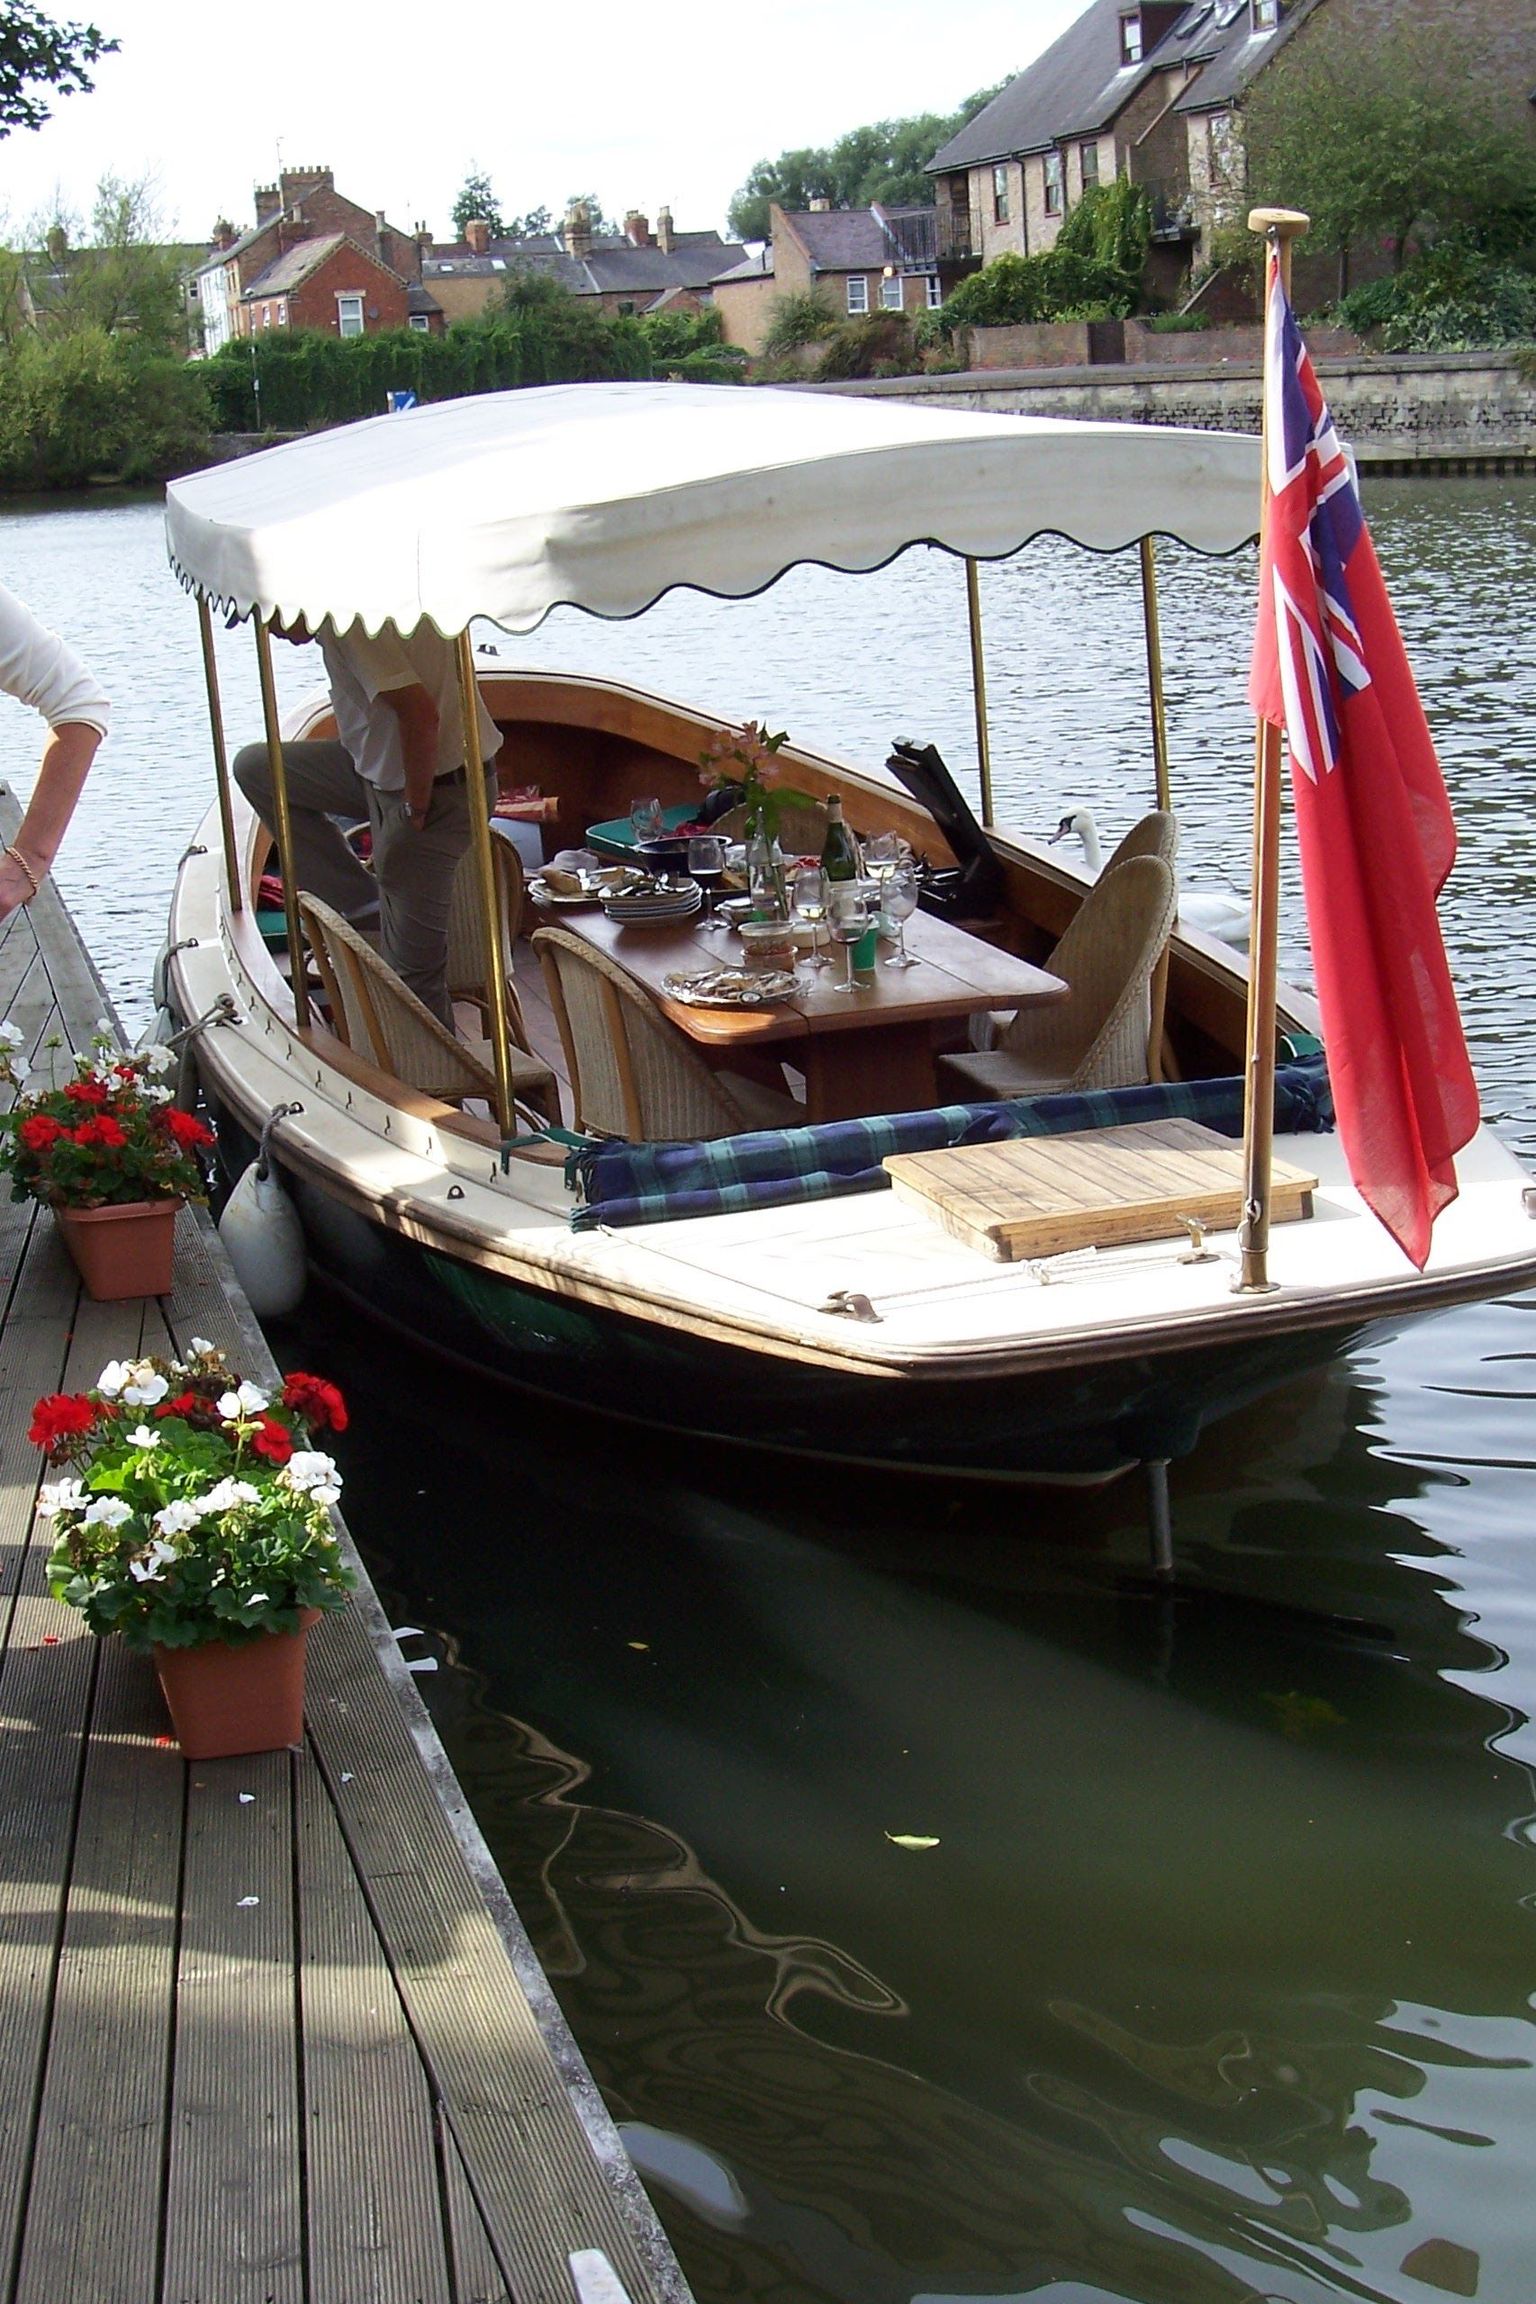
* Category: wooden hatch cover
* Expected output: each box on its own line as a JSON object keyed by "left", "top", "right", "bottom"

{"left": 883, "top": 1117, "right": 1317, "bottom": 1263}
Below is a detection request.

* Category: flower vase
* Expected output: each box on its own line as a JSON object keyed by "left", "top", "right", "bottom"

{"left": 54, "top": 1198, "right": 180, "bottom": 1300}
{"left": 152, "top": 1610, "right": 322, "bottom": 1760}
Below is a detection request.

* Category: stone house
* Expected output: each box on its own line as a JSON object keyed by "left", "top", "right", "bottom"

{"left": 927, "top": 0, "right": 1536, "bottom": 304}
{"left": 423, "top": 205, "right": 744, "bottom": 326}
{"left": 194, "top": 165, "right": 434, "bottom": 351}
{"left": 713, "top": 202, "right": 967, "bottom": 356}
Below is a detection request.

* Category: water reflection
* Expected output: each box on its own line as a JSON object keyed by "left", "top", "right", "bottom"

{"left": 312, "top": 1287, "right": 1536, "bottom": 2304}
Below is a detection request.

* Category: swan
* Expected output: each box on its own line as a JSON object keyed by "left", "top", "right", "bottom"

{"left": 1053, "top": 807, "right": 1250, "bottom": 947}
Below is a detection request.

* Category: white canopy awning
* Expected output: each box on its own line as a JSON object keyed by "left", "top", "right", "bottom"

{"left": 165, "top": 381, "right": 1261, "bottom": 639}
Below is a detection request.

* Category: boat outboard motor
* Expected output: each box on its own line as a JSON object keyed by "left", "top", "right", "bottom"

{"left": 885, "top": 739, "right": 1005, "bottom": 921}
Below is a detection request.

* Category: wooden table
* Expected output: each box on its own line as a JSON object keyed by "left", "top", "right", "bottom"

{"left": 546, "top": 902, "right": 1067, "bottom": 1122}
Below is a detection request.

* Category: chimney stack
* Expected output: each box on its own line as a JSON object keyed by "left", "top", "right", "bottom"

{"left": 211, "top": 218, "right": 236, "bottom": 253}
{"left": 563, "top": 201, "right": 593, "bottom": 260}
{"left": 656, "top": 204, "right": 675, "bottom": 253}
{"left": 253, "top": 182, "right": 281, "bottom": 227}
{"left": 808, "top": 197, "right": 831, "bottom": 213}
{"left": 624, "top": 210, "right": 650, "bottom": 247}
{"left": 464, "top": 217, "right": 491, "bottom": 257}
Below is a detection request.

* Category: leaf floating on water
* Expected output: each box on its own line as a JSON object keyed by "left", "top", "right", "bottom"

{"left": 1263, "top": 1690, "right": 1346, "bottom": 1742}
{"left": 628, "top": 1641, "right": 650, "bottom": 1652}
{"left": 885, "top": 1832, "right": 940, "bottom": 1850}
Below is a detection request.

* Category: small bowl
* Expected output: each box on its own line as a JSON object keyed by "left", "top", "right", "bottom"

{"left": 635, "top": 835, "right": 691, "bottom": 872}
{"left": 737, "top": 918, "right": 799, "bottom": 972}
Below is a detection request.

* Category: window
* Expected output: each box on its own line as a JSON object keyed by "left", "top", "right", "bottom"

{"left": 336, "top": 293, "right": 364, "bottom": 338}
{"left": 261, "top": 303, "right": 272, "bottom": 328}
{"left": 991, "top": 163, "right": 1010, "bottom": 224}
{"left": 846, "top": 275, "right": 869, "bottom": 314}
{"left": 880, "top": 273, "right": 903, "bottom": 310}
{"left": 1044, "top": 152, "right": 1064, "bottom": 217}
{"left": 1253, "top": 0, "right": 1277, "bottom": 22}
{"left": 925, "top": 274, "right": 943, "bottom": 309}
{"left": 1081, "top": 140, "right": 1100, "bottom": 189}
{"left": 408, "top": 312, "right": 430, "bottom": 333}
{"left": 1119, "top": 10, "right": 1142, "bottom": 62}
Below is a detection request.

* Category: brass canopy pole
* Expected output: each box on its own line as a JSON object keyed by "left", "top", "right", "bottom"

{"left": 455, "top": 629, "right": 515, "bottom": 1138}
{"left": 252, "top": 617, "right": 310, "bottom": 1030}
{"left": 1237, "top": 205, "right": 1310, "bottom": 1294}
{"left": 196, "top": 596, "right": 243, "bottom": 914}
{"left": 1138, "top": 537, "right": 1172, "bottom": 812}
{"left": 964, "top": 558, "right": 996, "bottom": 828}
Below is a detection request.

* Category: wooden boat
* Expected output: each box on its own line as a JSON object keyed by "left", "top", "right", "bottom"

{"left": 162, "top": 384, "right": 1536, "bottom": 1491}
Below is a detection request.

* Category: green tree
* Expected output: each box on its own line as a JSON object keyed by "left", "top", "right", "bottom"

{"left": 728, "top": 80, "right": 1010, "bottom": 241}
{"left": 0, "top": 326, "right": 210, "bottom": 488}
{"left": 0, "top": 0, "right": 115, "bottom": 136}
{"left": 1243, "top": 21, "right": 1536, "bottom": 276}
{"left": 450, "top": 168, "right": 505, "bottom": 239}
{"left": 41, "top": 175, "right": 192, "bottom": 352}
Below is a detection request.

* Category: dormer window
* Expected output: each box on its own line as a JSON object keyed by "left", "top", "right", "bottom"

{"left": 1120, "top": 11, "right": 1143, "bottom": 63}
{"left": 1252, "top": 0, "right": 1277, "bottom": 23}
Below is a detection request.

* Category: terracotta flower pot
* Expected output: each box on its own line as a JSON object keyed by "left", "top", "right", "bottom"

{"left": 54, "top": 1197, "right": 180, "bottom": 1300}
{"left": 152, "top": 1610, "right": 322, "bottom": 1760}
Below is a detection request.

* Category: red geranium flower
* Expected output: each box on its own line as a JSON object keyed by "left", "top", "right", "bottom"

{"left": 19, "top": 1114, "right": 63, "bottom": 1151}
{"left": 250, "top": 1413, "right": 295, "bottom": 1465}
{"left": 28, "top": 1392, "right": 101, "bottom": 1453}
{"left": 162, "top": 1108, "right": 215, "bottom": 1150}
{"left": 63, "top": 1078, "right": 109, "bottom": 1107}
{"left": 282, "top": 1372, "right": 348, "bottom": 1432}
{"left": 154, "top": 1389, "right": 202, "bottom": 1420}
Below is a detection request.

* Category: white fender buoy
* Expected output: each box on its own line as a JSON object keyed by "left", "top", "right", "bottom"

{"left": 218, "top": 1104, "right": 307, "bottom": 1317}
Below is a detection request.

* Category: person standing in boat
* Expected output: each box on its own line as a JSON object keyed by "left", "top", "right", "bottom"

{"left": 0, "top": 581, "right": 110, "bottom": 927}
{"left": 233, "top": 615, "right": 499, "bottom": 1027}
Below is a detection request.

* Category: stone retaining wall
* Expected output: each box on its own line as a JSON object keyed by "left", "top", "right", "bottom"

{"left": 815, "top": 351, "right": 1536, "bottom": 462}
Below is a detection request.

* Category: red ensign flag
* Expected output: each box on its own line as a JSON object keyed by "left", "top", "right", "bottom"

{"left": 1248, "top": 251, "right": 1478, "bottom": 1268}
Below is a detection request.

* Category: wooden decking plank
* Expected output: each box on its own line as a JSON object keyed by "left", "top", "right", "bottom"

{"left": 0, "top": 789, "right": 119, "bottom": 1048}
{"left": 162, "top": 1748, "right": 304, "bottom": 2304}
{"left": 306, "top": 1623, "right": 669, "bottom": 2304}
{"left": 294, "top": 1738, "right": 454, "bottom": 2304}
{"left": 13, "top": 1635, "right": 183, "bottom": 2304}
{"left": 440, "top": 2109, "right": 515, "bottom": 2304}
{"left": 0, "top": 1264, "right": 144, "bottom": 2296}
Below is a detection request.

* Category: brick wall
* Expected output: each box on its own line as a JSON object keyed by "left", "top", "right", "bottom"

{"left": 286, "top": 244, "right": 411, "bottom": 335}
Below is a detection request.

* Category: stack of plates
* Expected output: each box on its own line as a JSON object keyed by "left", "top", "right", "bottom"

{"left": 600, "top": 879, "right": 703, "bottom": 925}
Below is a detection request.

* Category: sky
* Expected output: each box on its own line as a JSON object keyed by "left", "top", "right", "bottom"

{"left": 0, "top": 0, "right": 1084, "bottom": 247}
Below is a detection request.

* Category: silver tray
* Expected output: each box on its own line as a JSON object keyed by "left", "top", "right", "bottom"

{"left": 663, "top": 966, "right": 801, "bottom": 1009}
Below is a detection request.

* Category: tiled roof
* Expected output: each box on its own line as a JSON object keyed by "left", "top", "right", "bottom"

{"left": 425, "top": 227, "right": 744, "bottom": 299}
{"left": 711, "top": 249, "right": 773, "bottom": 286}
{"left": 927, "top": 0, "right": 1314, "bottom": 170}
{"left": 780, "top": 205, "right": 934, "bottom": 276}
{"left": 240, "top": 233, "right": 347, "bottom": 297}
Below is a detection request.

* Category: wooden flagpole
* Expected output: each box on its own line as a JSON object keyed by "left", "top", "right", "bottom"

{"left": 1237, "top": 205, "right": 1309, "bottom": 1294}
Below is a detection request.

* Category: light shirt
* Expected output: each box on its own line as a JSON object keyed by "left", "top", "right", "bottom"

{"left": 0, "top": 582, "right": 111, "bottom": 735}
{"left": 316, "top": 620, "right": 497, "bottom": 792}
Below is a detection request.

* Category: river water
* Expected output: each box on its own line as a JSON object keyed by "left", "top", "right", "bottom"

{"left": 3, "top": 478, "right": 1536, "bottom": 2304}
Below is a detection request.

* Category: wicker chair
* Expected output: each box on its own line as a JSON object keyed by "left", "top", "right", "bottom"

{"left": 532, "top": 925, "right": 801, "bottom": 1141}
{"left": 1104, "top": 810, "right": 1178, "bottom": 1078}
{"left": 937, "top": 854, "right": 1178, "bottom": 1101}
{"left": 709, "top": 797, "right": 829, "bottom": 859}
{"left": 299, "top": 894, "right": 558, "bottom": 1121}
{"left": 445, "top": 830, "right": 541, "bottom": 1055}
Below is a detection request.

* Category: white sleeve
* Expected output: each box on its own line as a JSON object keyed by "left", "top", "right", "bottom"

{"left": 0, "top": 582, "right": 111, "bottom": 736}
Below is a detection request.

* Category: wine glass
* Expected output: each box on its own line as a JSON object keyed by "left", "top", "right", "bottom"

{"left": 790, "top": 864, "right": 830, "bottom": 970}
{"left": 687, "top": 834, "right": 726, "bottom": 929}
{"left": 629, "top": 795, "right": 665, "bottom": 847}
{"left": 827, "top": 885, "right": 869, "bottom": 995}
{"left": 863, "top": 831, "right": 902, "bottom": 925}
{"left": 882, "top": 865, "right": 921, "bottom": 968}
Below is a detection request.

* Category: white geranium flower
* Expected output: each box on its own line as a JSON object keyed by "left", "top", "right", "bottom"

{"left": 127, "top": 1425, "right": 160, "bottom": 1450}
{"left": 138, "top": 1041, "right": 176, "bottom": 1074}
{"left": 141, "top": 1083, "right": 173, "bottom": 1105}
{"left": 196, "top": 1478, "right": 261, "bottom": 1515}
{"left": 188, "top": 1338, "right": 215, "bottom": 1357}
{"left": 217, "top": 1381, "right": 269, "bottom": 1420}
{"left": 154, "top": 1499, "right": 201, "bottom": 1537}
{"left": 36, "top": 1476, "right": 86, "bottom": 1519}
{"left": 0, "top": 1020, "right": 24, "bottom": 1050}
{"left": 83, "top": 1496, "right": 133, "bottom": 1529}
{"left": 96, "top": 1361, "right": 130, "bottom": 1399}
{"left": 281, "top": 1451, "right": 342, "bottom": 1505}
{"left": 102, "top": 1358, "right": 168, "bottom": 1409}
{"left": 129, "top": 1537, "right": 180, "bottom": 1583}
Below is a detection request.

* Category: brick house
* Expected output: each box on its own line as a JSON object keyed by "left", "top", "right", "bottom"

{"left": 423, "top": 205, "right": 744, "bottom": 325}
{"left": 927, "top": 0, "right": 1536, "bottom": 303}
{"left": 194, "top": 165, "right": 433, "bottom": 351}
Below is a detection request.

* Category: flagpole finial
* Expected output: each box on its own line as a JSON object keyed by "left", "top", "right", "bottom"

{"left": 1248, "top": 207, "right": 1310, "bottom": 241}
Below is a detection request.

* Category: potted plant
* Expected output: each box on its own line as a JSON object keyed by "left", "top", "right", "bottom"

{"left": 0, "top": 1023, "right": 214, "bottom": 1298}
{"left": 33, "top": 1342, "right": 355, "bottom": 1758}
{"left": 696, "top": 720, "right": 817, "bottom": 844}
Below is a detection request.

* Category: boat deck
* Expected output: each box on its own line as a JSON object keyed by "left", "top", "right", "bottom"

{"left": 0, "top": 788, "right": 688, "bottom": 2304}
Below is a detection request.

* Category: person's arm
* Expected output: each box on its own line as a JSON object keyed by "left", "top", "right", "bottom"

{"left": 377, "top": 683, "right": 441, "bottom": 825}
{"left": 0, "top": 720, "right": 104, "bottom": 921}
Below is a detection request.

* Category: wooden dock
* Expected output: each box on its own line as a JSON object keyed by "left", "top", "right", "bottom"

{"left": 0, "top": 787, "right": 691, "bottom": 2302}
